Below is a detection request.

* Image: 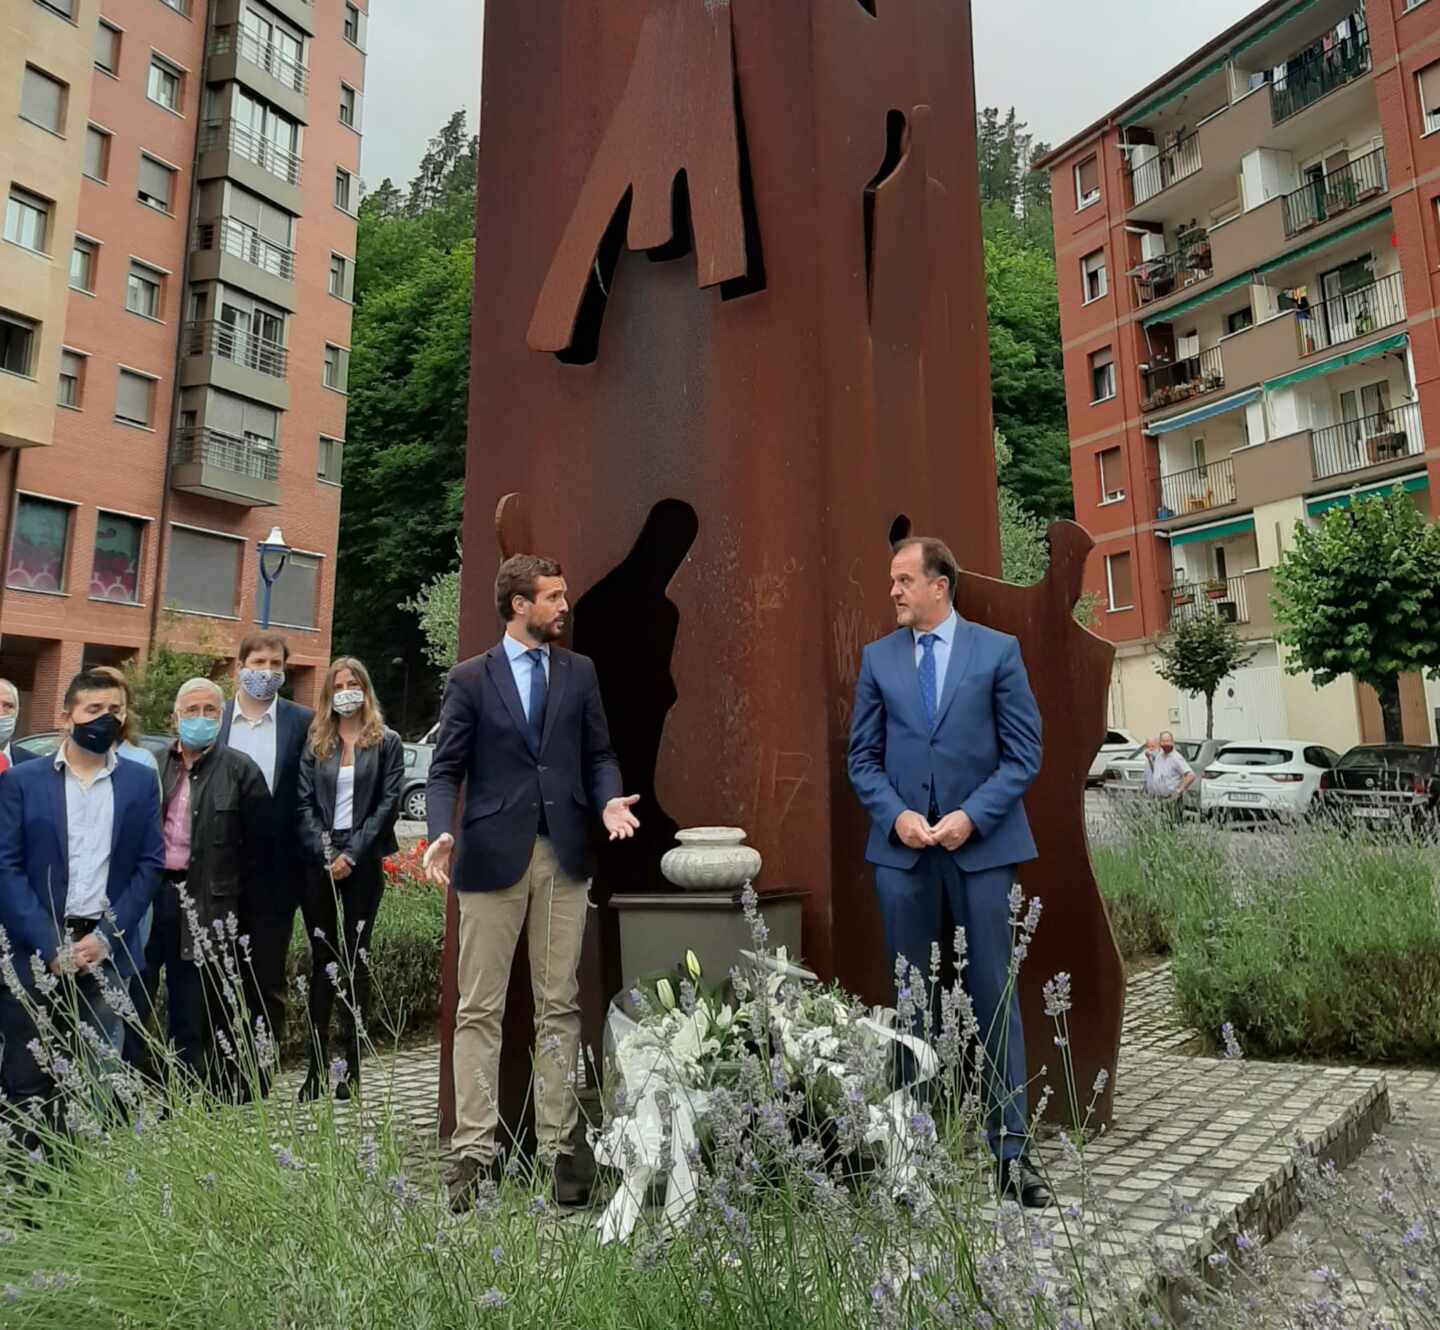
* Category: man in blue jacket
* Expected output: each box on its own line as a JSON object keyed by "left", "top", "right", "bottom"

{"left": 0, "top": 669, "right": 163, "bottom": 1127}
{"left": 848, "top": 536, "right": 1049, "bottom": 1207}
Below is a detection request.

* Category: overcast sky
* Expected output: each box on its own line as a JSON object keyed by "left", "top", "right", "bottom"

{"left": 362, "top": 0, "right": 1262, "bottom": 191}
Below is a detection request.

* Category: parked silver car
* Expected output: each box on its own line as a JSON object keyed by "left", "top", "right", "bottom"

{"left": 400, "top": 742, "right": 433, "bottom": 822}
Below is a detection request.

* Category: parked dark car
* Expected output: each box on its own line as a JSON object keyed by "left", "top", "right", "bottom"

{"left": 14, "top": 730, "right": 170, "bottom": 762}
{"left": 1321, "top": 744, "right": 1440, "bottom": 832}
{"left": 400, "top": 742, "right": 433, "bottom": 822}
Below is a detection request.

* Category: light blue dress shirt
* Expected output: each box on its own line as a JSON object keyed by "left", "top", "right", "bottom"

{"left": 912, "top": 608, "right": 958, "bottom": 703}
{"left": 503, "top": 633, "right": 550, "bottom": 722}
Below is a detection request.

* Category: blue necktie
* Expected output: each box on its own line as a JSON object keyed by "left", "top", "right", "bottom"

{"left": 526, "top": 648, "right": 548, "bottom": 750}
{"left": 918, "top": 634, "right": 938, "bottom": 729}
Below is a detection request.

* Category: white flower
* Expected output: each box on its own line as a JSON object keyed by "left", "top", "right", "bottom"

{"left": 656, "top": 978, "right": 677, "bottom": 1012}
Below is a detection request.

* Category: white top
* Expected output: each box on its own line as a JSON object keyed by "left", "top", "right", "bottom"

{"left": 503, "top": 632, "right": 550, "bottom": 721}
{"left": 1145, "top": 749, "right": 1193, "bottom": 798}
{"left": 54, "top": 744, "right": 117, "bottom": 920}
{"left": 334, "top": 763, "right": 355, "bottom": 832}
{"left": 227, "top": 696, "right": 279, "bottom": 792}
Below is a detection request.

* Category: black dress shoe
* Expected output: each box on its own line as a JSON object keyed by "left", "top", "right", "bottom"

{"left": 551, "top": 1153, "right": 593, "bottom": 1208}
{"left": 996, "top": 1155, "right": 1053, "bottom": 1209}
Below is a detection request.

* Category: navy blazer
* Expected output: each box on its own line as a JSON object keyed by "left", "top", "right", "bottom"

{"left": 426, "top": 641, "right": 624, "bottom": 892}
{"left": 0, "top": 753, "right": 164, "bottom": 978}
{"left": 219, "top": 695, "right": 314, "bottom": 872}
{"left": 848, "top": 618, "right": 1042, "bottom": 874}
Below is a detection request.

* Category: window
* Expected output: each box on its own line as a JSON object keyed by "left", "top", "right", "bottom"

{"left": 1088, "top": 347, "right": 1115, "bottom": 403}
{"left": 1224, "top": 305, "right": 1254, "bottom": 336}
{"left": 1419, "top": 62, "right": 1440, "bottom": 135}
{"left": 57, "top": 349, "right": 84, "bottom": 407}
{"left": 20, "top": 66, "right": 67, "bottom": 135}
{"left": 137, "top": 155, "right": 176, "bottom": 212}
{"left": 1097, "top": 447, "right": 1124, "bottom": 503}
{"left": 7, "top": 496, "right": 71, "bottom": 593}
{"left": 328, "top": 253, "right": 351, "bottom": 299}
{"left": 125, "top": 261, "right": 164, "bottom": 319}
{"left": 1105, "top": 552, "right": 1134, "bottom": 611}
{"left": 84, "top": 126, "right": 111, "bottom": 181}
{"left": 317, "top": 435, "right": 344, "bottom": 484}
{"left": 4, "top": 189, "right": 50, "bottom": 253}
{"left": 1081, "top": 249, "right": 1107, "bottom": 303}
{"left": 147, "top": 57, "right": 183, "bottom": 112}
{"left": 339, "top": 84, "right": 356, "bottom": 128}
{"left": 165, "top": 526, "right": 241, "bottom": 617}
{"left": 70, "top": 239, "right": 96, "bottom": 291}
{"left": 158, "top": 0, "right": 189, "bottom": 11}
{"left": 95, "top": 21, "right": 121, "bottom": 75}
{"left": 322, "top": 344, "right": 348, "bottom": 392}
{"left": 1074, "top": 155, "right": 1100, "bottom": 209}
{"left": 258, "top": 551, "right": 320, "bottom": 629}
{"left": 343, "top": 3, "right": 360, "bottom": 43}
{"left": 35, "top": 0, "right": 76, "bottom": 18}
{"left": 334, "top": 167, "right": 353, "bottom": 212}
{"left": 115, "top": 369, "right": 155, "bottom": 427}
{"left": 0, "top": 311, "right": 38, "bottom": 377}
{"left": 91, "top": 513, "right": 144, "bottom": 604}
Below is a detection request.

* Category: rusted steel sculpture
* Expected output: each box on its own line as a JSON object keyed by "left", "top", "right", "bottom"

{"left": 444, "top": 0, "right": 1122, "bottom": 1143}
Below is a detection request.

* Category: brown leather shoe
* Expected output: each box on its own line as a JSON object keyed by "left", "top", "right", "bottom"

{"left": 445, "top": 1156, "right": 503, "bottom": 1214}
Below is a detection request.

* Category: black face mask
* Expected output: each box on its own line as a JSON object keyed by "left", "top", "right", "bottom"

{"left": 71, "top": 713, "right": 122, "bottom": 756}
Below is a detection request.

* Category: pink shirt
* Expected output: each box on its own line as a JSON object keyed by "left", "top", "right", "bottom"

{"left": 163, "top": 768, "right": 192, "bottom": 872}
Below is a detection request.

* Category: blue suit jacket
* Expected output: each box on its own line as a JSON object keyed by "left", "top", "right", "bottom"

{"left": 0, "top": 753, "right": 164, "bottom": 977}
{"left": 847, "top": 618, "right": 1042, "bottom": 873}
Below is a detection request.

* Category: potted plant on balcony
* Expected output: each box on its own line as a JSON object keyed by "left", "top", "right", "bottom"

{"left": 1203, "top": 576, "right": 1227, "bottom": 600}
{"left": 1171, "top": 585, "right": 1195, "bottom": 607}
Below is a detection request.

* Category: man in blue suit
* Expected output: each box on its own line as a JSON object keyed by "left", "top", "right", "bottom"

{"left": 0, "top": 669, "right": 163, "bottom": 1128}
{"left": 848, "top": 536, "right": 1049, "bottom": 1207}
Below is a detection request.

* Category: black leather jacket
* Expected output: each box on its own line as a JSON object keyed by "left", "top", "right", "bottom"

{"left": 296, "top": 729, "right": 405, "bottom": 867}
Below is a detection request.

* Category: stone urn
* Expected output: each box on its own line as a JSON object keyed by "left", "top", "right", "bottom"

{"left": 660, "top": 827, "right": 762, "bottom": 891}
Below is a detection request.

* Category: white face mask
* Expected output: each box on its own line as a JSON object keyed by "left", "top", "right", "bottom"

{"left": 0, "top": 714, "right": 15, "bottom": 746}
{"left": 333, "top": 689, "right": 365, "bottom": 717}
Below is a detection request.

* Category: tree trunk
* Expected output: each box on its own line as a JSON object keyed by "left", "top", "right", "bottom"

{"left": 1376, "top": 675, "right": 1404, "bottom": 742}
{"left": 1203, "top": 690, "right": 1215, "bottom": 739}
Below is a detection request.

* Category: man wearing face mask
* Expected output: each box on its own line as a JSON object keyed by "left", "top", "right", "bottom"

{"left": 1143, "top": 732, "right": 1195, "bottom": 820}
{"left": 133, "top": 679, "right": 272, "bottom": 1087}
{"left": 0, "top": 678, "right": 39, "bottom": 772}
{"left": 217, "top": 633, "right": 313, "bottom": 1087}
{"left": 0, "top": 670, "right": 163, "bottom": 1126}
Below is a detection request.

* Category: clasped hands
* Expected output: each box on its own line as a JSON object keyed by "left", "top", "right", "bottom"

{"left": 49, "top": 932, "right": 109, "bottom": 975}
{"left": 895, "top": 808, "right": 974, "bottom": 851}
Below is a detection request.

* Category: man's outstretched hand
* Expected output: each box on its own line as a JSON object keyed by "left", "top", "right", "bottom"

{"left": 603, "top": 795, "right": 641, "bottom": 841}
{"left": 423, "top": 834, "right": 454, "bottom": 888}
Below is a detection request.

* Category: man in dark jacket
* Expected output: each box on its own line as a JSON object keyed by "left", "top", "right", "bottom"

{"left": 137, "top": 678, "right": 271, "bottom": 1089}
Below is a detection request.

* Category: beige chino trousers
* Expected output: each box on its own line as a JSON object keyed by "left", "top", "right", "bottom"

{"left": 451, "top": 837, "right": 588, "bottom": 1164}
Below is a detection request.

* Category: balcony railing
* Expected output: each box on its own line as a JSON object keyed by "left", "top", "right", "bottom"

{"left": 201, "top": 119, "right": 302, "bottom": 186}
{"left": 1170, "top": 575, "right": 1250, "bottom": 627}
{"left": 1270, "top": 23, "right": 1372, "bottom": 124}
{"left": 1128, "top": 131, "right": 1203, "bottom": 207}
{"left": 194, "top": 217, "right": 296, "bottom": 281}
{"left": 1159, "top": 457, "right": 1238, "bottom": 517}
{"left": 171, "top": 427, "right": 280, "bottom": 482}
{"left": 1281, "top": 148, "right": 1386, "bottom": 237}
{"left": 209, "top": 27, "right": 309, "bottom": 93}
{"left": 1132, "top": 230, "right": 1214, "bottom": 307}
{"left": 184, "top": 319, "right": 289, "bottom": 379}
{"left": 1141, "top": 344, "right": 1225, "bottom": 413}
{"left": 1311, "top": 400, "right": 1424, "bottom": 481}
{"left": 1297, "top": 271, "right": 1404, "bottom": 357}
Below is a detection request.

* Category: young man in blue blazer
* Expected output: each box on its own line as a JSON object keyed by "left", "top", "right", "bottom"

{"left": 848, "top": 536, "right": 1050, "bottom": 1207}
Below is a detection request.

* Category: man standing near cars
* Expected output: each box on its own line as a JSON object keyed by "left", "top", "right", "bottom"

{"left": 219, "top": 633, "right": 313, "bottom": 1087}
{"left": 424, "top": 553, "right": 640, "bottom": 1211}
{"left": 1144, "top": 732, "right": 1195, "bottom": 817}
{"left": 0, "top": 679, "right": 38, "bottom": 771}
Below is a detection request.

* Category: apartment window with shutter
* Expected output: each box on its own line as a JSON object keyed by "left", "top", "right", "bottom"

{"left": 147, "top": 57, "right": 183, "bottom": 113}
{"left": 317, "top": 435, "right": 344, "bottom": 484}
{"left": 1098, "top": 447, "right": 1125, "bottom": 503}
{"left": 6, "top": 496, "right": 73, "bottom": 593}
{"left": 1074, "top": 155, "right": 1100, "bottom": 209}
{"left": 20, "top": 66, "right": 67, "bottom": 135}
{"left": 322, "top": 343, "right": 349, "bottom": 392}
{"left": 4, "top": 189, "right": 51, "bottom": 253}
{"left": 1089, "top": 346, "right": 1115, "bottom": 403}
{"left": 334, "top": 168, "right": 353, "bottom": 212}
{"left": 35, "top": 0, "right": 77, "bottom": 18}
{"left": 126, "top": 261, "right": 164, "bottom": 319}
{"left": 137, "top": 155, "right": 176, "bottom": 212}
{"left": 115, "top": 369, "right": 155, "bottom": 428}
{"left": 1420, "top": 62, "right": 1440, "bottom": 135}
{"left": 329, "top": 253, "right": 352, "bottom": 299}
{"left": 1105, "top": 552, "right": 1135, "bottom": 611}
{"left": 95, "top": 21, "right": 121, "bottom": 75}
{"left": 57, "top": 349, "right": 84, "bottom": 407}
{"left": 84, "top": 126, "right": 111, "bottom": 181}
{"left": 1081, "top": 249, "right": 1107, "bottom": 303}
{"left": 339, "top": 84, "right": 356, "bottom": 128}
{"left": 0, "top": 310, "right": 39, "bottom": 378}
{"left": 70, "top": 238, "right": 97, "bottom": 291}
{"left": 165, "top": 526, "right": 241, "bottom": 617}
{"left": 343, "top": 4, "right": 360, "bottom": 43}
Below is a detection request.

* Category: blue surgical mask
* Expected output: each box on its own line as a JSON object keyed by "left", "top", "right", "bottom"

{"left": 239, "top": 667, "right": 284, "bottom": 702}
{"left": 178, "top": 716, "right": 221, "bottom": 749}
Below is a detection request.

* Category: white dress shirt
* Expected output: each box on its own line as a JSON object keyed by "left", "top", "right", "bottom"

{"left": 227, "top": 695, "right": 279, "bottom": 792}
{"left": 1145, "top": 748, "right": 1193, "bottom": 798}
{"left": 912, "top": 608, "right": 959, "bottom": 702}
{"left": 54, "top": 745, "right": 117, "bottom": 920}
{"left": 334, "top": 763, "right": 355, "bottom": 832}
{"left": 503, "top": 632, "right": 550, "bottom": 722}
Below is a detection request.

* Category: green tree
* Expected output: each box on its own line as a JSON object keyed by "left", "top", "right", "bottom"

{"left": 1272, "top": 489, "right": 1440, "bottom": 740}
{"left": 401, "top": 554, "right": 461, "bottom": 671}
{"left": 122, "top": 614, "right": 234, "bottom": 734}
{"left": 1155, "top": 610, "right": 1257, "bottom": 739}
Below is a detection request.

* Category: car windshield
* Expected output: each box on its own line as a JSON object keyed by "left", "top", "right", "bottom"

{"left": 1336, "top": 746, "right": 1438, "bottom": 771}
{"left": 1217, "top": 747, "right": 1292, "bottom": 767}
{"left": 1176, "top": 742, "right": 1202, "bottom": 762}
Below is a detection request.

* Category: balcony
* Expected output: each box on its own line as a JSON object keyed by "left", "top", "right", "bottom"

{"left": 1297, "top": 271, "right": 1404, "bottom": 358}
{"left": 209, "top": 0, "right": 315, "bottom": 36}
{"left": 191, "top": 217, "right": 297, "bottom": 311}
{"left": 1131, "top": 230, "right": 1214, "bottom": 308}
{"left": 1311, "top": 400, "right": 1425, "bottom": 481}
{"left": 171, "top": 427, "right": 280, "bottom": 507}
{"left": 1169, "top": 575, "right": 1250, "bottom": 628}
{"left": 1141, "top": 345, "right": 1225, "bottom": 413}
{"left": 198, "top": 119, "right": 304, "bottom": 215}
{"left": 1159, "top": 457, "right": 1238, "bottom": 518}
{"left": 181, "top": 319, "right": 290, "bottom": 410}
{"left": 208, "top": 27, "right": 309, "bottom": 122}
{"left": 1270, "top": 23, "right": 1371, "bottom": 125}
{"left": 1281, "top": 149, "right": 1386, "bottom": 238}
{"left": 1127, "top": 131, "right": 1202, "bottom": 208}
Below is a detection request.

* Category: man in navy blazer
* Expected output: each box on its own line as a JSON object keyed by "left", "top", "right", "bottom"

{"left": 848, "top": 536, "right": 1050, "bottom": 1207}
{"left": 0, "top": 669, "right": 163, "bottom": 1125}
{"left": 425, "top": 553, "right": 639, "bottom": 1211}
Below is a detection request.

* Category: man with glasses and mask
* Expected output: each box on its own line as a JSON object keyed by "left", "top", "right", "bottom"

{"left": 0, "top": 669, "right": 163, "bottom": 1128}
{"left": 0, "top": 678, "right": 38, "bottom": 772}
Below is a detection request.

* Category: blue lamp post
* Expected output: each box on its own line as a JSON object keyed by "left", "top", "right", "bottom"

{"left": 257, "top": 526, "right": 291, "bottom": 629}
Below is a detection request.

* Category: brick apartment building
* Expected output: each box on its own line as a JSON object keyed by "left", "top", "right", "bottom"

{"left": 1039, "top": 0, "right": 1440, "bottom": 750}
{"left": 0, "top": 0, "right": 366, "bottom": 733}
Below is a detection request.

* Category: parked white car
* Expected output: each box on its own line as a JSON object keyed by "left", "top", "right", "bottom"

{"left": 1088, "top": 728, "right": 1139, "bottom": 784}
{"left": 1199, "top": 740, "right": 1341, "bottom": 821}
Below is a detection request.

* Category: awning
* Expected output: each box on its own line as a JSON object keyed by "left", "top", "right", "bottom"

{"left": 1263, "top": 332, "right": 1408, "bottom": 393}
{"left": 1145, "top": 387, "right": 1262, "bottom": 435}
{"left": 1306, "top": 472, "right": 1430, "bottom": 516}
{"left": 1168, "top": 517, "right": 1257, "bottom": 547}
{"left": 1142, "top": 272, "right": 1254, "bottom": 329}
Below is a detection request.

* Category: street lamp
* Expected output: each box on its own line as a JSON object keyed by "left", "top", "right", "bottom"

{"left": 257, "top": 526, "right": 291, "bottom": 629}
{"left": 391, "top": 655, "right": 410, "bottom": 738}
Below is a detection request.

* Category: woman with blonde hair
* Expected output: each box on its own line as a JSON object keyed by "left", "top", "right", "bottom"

{"left": 295, "top": 657, "right": 404, "bottom": 1099}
